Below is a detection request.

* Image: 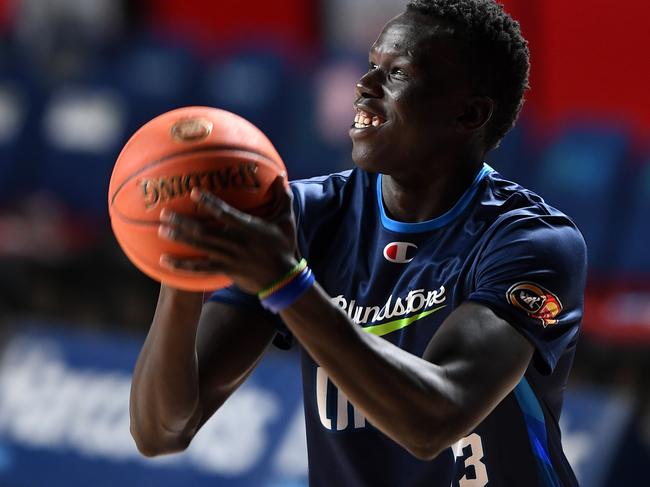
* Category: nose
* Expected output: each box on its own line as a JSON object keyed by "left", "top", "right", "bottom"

{"left": 355, "top": 70, "right": 382, "bottom": 99}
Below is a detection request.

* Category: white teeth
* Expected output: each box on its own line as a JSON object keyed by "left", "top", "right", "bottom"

{"left": 353, "top": 109, "right": 385, "bottom": 129}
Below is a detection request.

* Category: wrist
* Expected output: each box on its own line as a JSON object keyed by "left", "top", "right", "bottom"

{"left": 247, "top": 254, "right": 297, "bottom": 293}
{"left": 258, "top": 259, "right": 315, "bottom": 313}
{"left": 258, "top": 258, "right": 306, "bottom": 298}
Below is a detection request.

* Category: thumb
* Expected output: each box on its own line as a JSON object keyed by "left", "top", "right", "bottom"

{"left": 270, "top": 174, "right": 293, "bottom": 205}
{"left": 269, "top": 175, "right": 292, "bottom": 215}
{"left": 271, "top": 174, "right": 289, "bottom": 196}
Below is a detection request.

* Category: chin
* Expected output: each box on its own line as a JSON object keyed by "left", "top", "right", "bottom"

{"left": 351, "top": 143, "right": 379, "bottom": 172}
{"left": 351, "top": 147, "right": 396, "bottom": 175}
{"left": 351, "top": 151, "right": 378, "bottom": 173}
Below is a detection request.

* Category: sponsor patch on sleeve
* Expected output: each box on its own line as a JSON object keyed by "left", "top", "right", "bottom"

{"left": 506, "top": 282, "right": 563, "bottom": 327}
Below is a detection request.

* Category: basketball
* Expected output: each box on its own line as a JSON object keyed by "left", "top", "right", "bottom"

{"left": 108, "top": 106, "right": 287, "bottom": 292}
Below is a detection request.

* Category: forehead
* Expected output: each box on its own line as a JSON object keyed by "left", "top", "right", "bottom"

{"left": 371, "top": 13, "right": 458, "bottom": 65}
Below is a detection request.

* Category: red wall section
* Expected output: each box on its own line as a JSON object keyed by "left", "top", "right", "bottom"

{"left": 500, "top": 0, "right": 650, "bottom": 138}
{"left": 0, "top": 0, "right": 13, "bottom": 31}
{"left": 146, "top": 0, "right": 318, "bottom": 55}
{"left": 541, "top": 1, "right": 650, "bottom": 134}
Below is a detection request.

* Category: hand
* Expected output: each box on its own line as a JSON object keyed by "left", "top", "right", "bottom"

{"left": 158, "top": 176, "right": 299, "bottom": 294}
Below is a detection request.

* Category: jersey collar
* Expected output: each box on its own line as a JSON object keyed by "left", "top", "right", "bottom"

{"left": 377, "top": 163, "right": 493, "bottom": 233}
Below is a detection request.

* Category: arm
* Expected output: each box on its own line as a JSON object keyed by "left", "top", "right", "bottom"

{"left": 279, "top": 285, "right": 533, "bottom": 460}
{"left": 158, "top": 184, "right": 558, "bottom": 461}
{"left": 130, "top": 179, "right": 295, "bottom": 457}
{"left": 129, "top": 286, "right": 276, "bottom": 457}
{"left": 276, "top": 217, "right": 584, "bottom": 459}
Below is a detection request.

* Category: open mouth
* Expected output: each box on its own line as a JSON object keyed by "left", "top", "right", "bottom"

{"left": 353, "top": 109, "right": 387, "bottom": 129}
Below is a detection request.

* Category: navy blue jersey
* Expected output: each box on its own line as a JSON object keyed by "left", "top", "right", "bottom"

{"left": 210, "top": 164, "right": 587, "bottom": 487}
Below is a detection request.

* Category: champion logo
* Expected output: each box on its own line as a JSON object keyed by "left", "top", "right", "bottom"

{"left": 383, "top": 242, "right": 418, "bottom": 263}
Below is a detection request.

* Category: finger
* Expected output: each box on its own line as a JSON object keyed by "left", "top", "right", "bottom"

{"left": 161, "top": 210, "right": 233, "bottom": 240}
{"left": 191, "top": 189, "right": 258, "bottom": 227}
{"left": 266, "top": 176, "right": 293, "bottom": 222}
{"left": 159, "top": 209, "right": 243, "bottom": 252}
{"left": 160, "top": 255, "right": 226, "bottom": 274}
{"left": 160, "top": 209, "right": 206, "bottom": 238}
{"left": 268, "top": 175, "right": 293, "bottom": 220}
{"left": 158, "top": 224, "right": 237, "bottom": 257}
{"left": 270, "top": 174, "right": 288, "bottom": 196}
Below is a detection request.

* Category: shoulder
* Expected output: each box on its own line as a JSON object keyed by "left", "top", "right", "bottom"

{"left": 289, "top": 168, "right": 369, "bottom": 224}
{"left": 467, "top": 168, "right": 588, "bottom": 288}
{"left": 479, "top": 168, "right": 587, "bottom": 257}
{"left": 290, "top": 169, "right": 358, "bottom": 201}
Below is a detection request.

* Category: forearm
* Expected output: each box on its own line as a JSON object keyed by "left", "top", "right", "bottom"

{"left": 130, "top": 286, "right": 204, "bottom": 454}
{"left": 279, "top": 283, "right": 459, "bottom": 458}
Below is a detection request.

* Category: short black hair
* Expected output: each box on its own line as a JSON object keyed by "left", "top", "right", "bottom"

{"left": 406, "top": 0, "right": 530, "bottom": 149}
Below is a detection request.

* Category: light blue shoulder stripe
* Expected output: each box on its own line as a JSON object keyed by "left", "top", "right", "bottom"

{"left": 377, "top": 163, "right": 493, "bottom": 233}
{"left": 513, "top": 378, "right": 561, "bottom": 487}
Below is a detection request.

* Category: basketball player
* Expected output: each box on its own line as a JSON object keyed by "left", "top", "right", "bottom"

{"left": 130, "top": 1, "right": 586, "bottom": 485}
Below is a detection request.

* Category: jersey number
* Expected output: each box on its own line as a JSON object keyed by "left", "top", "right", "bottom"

{"left": 317, "top": 366, "right": 487, "bottom": 487}
{"left": 316, "top": 367, "right": 366, "bottom": 431}
{"left": 452, "top": 433, "right": 488, "bottom": 487}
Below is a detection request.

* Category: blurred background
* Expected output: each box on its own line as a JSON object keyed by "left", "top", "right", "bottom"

{"left": 0, "top": 0, "right": 649, "bottom": 486}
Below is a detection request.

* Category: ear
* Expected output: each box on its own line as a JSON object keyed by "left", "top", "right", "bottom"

{"left": 457, "top": 96, "right": 494, "bottom": 132}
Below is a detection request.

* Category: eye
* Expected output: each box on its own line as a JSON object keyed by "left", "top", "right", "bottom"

{"left": 391, "top": 67, "right": 408, "bottom": 78}
{"left": 368, "top": 61, "right": 378, "bottom": 71}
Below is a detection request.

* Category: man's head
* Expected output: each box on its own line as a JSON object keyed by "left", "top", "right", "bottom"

{"left": 406, "top": 0, "right": 530, "bottom": 150}
{"left": 350, "top": 0, "right": 529, "bottom": 177}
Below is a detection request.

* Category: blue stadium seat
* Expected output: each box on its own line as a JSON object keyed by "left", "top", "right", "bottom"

{"left": 0, "top": 52, "right": 47, "bottom": 205}
{"left": 274, "top": 53, "right": 366, "bottom": 179}
{"left": 198, "top": 49, "right": 341, "bottom": 178}
{"left": 35, "top": 83, "right": 128, "bottom": 218}
{"left": 529, "top": 124, "right": 629, "bottom": 273}
{"left": 0, "top": 81, "right": 29, "bottom": 204}
{"left": 617, "top": 161, "right": 650, "bottom": 274}
{"left": 114, "top": 37, "right": 201, "bottom": 134}
{"left": 200, "top": 50, "right": 289, "bottom": 143}
{"left": 30, "top": 38, "right": 202, "bottom": 218}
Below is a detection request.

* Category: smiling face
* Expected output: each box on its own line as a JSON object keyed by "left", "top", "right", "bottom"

{"left": 350, "top": 12, "right": 474, "bottom": 178}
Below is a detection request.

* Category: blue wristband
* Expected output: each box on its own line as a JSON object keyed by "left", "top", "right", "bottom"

{"left": 260, "top": 266, "right": 315, "bottom": 313}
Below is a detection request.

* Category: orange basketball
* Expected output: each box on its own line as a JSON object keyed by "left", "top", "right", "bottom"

{"left": 108, "top": 106, "right": 287, "bottom": 292}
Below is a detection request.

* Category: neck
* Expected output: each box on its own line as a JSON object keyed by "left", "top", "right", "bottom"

{"left": 381, "top": 158, "right": 483, "bottom": 223}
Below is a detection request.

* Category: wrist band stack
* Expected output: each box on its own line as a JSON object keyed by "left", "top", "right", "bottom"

{"left": 258, "top": 258, "right": 315, "bottom": 313}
